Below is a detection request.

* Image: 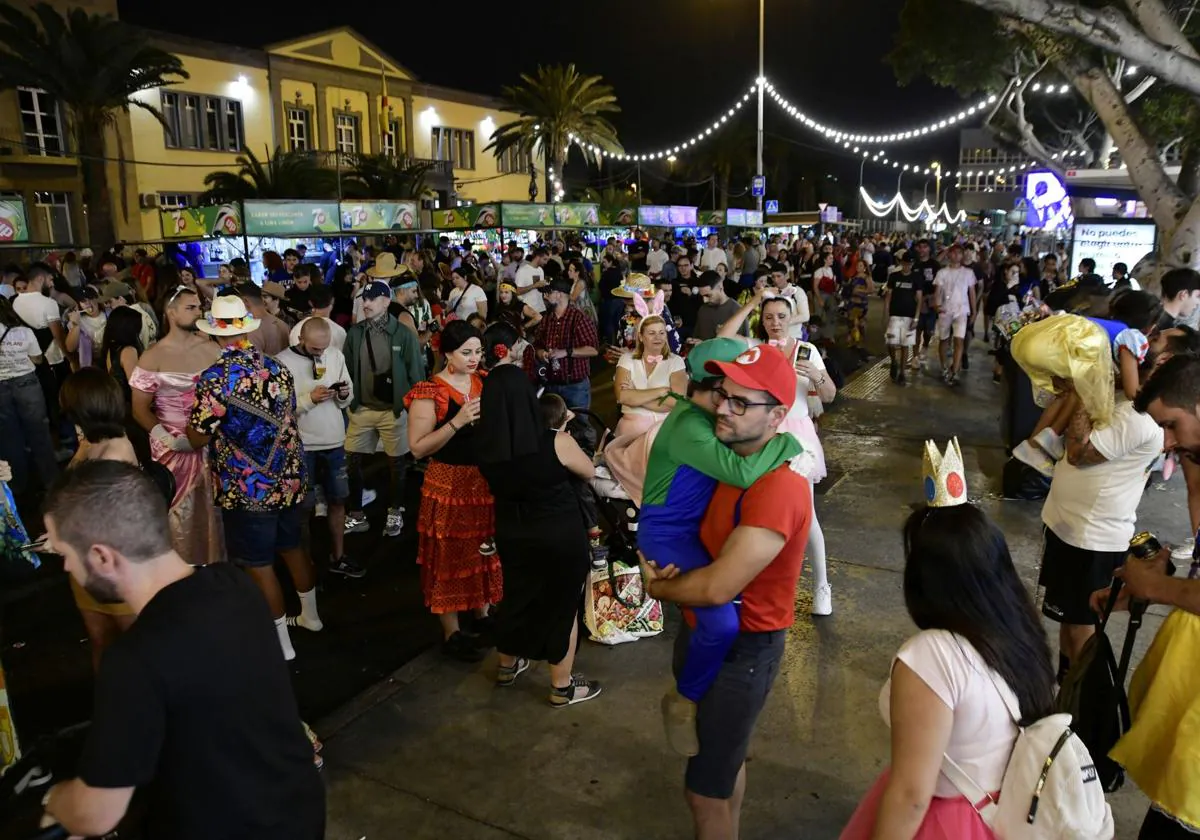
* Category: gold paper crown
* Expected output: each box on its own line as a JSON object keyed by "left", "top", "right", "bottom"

{"left": 923, "top": 437, "right": 967, "bottom": 507}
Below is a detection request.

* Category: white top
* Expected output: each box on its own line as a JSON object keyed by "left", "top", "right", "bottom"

{"left": 700, "top": 247, "right": 729, "bottom": 272}
{"left": 747, "top": 337, "right": 824, "bottom": 421}
{"left": 813, "top": 266, "right": 835, "bottom": 290}
{"left": 881, "top": 630, "right": 1020, "bottom": 799}
{"left": 647, "top": 249, "right": 670, "bottom": 275}
{"left": 1042, "top": 399, "right": 1164, "bottom": 552}
{"left": 276, "top": 346, "right": 354, "bottom": 450}
{"left": 616, "top": 351, "right": 686, "bottom": 418}
{"left": 12, "top": 292, "right": 63, "bottom": 365}
{"left": 933, "top": 266, "right": 976, "bottom": 317}
{"left": 290, "top": 316, "right": 347, "bottom": 353}
{"left": 446, "top": 284, "right": 488, "bottom": 320}
{"left": 514, "top": 261, "right": 546, "bottom": 313}
{"left": 0, "top": 324, "right": 40, "bottom": 380}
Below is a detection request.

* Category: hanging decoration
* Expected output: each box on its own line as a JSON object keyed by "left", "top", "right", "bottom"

{"left": 859, "top": 187, "right": 967, "bottom": 224}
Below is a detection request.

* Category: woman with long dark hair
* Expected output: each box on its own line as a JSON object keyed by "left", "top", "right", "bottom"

{"left": 446, "top": 264, "right": 488, "bottom": 321}
{"left": 841, "top": 461, "right": 1055, "bottom": 840}
{"left": 477, "top": 322, "right": 601, "bottom": 706}
{"left": 98, "top": 306, "right": 144, "bottom": 401}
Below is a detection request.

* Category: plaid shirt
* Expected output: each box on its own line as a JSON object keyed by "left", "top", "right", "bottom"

{"left": 533, "top": 304, "right": 598, "bottom": 383}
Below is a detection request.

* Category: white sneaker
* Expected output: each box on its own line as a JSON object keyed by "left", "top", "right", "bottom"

{"left": 361, "top": 488, "right": 378, "bottom": 506}
{"left": 384, "top": 507, "right": 404, "bottom": 538}
{"left": 314, "top": 501, "right": 328, "bottom": 518}
{"left": 1013, "top": 440, "right": 1055, "bottom": 478}
{"left": 812, "top": 583, "right": 833, "bottom": 616}
{"left": 1172, "top": 539, "right": 1194, "bottom": 563}
{"left": 1034, "top": 428, "right": 1065, "bottom": 461}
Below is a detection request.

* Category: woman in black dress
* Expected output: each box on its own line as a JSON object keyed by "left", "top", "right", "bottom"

{"left": 477, "top": 323, "right": 602, "bottom": 708}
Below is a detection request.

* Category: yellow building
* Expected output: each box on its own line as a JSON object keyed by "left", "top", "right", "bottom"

{"left": 1, "top": 17, "right": 534, "bottom": 246}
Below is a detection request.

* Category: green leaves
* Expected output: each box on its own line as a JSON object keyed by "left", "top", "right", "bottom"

{"left": 342, "top": 154, "right": 434, "bottom": 200}
{"left": 201, "top": 147, "right": 340, "bottom": 202}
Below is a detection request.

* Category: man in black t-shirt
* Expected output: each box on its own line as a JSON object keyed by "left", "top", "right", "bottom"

{"left": 909, "top": 239, "right": 942, "bottom": 369}
{"left": 628, "top": 231, "right": 650, "bottom": 273}
{"left": 41, "top": 461, "right": 324, "bottom": 840}
{"left": 883, "top": 252, "right": 923, "bottom": 384}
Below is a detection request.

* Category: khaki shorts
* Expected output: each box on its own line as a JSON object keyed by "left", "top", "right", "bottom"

{"left": 345, "top": 406, "right": 410, "bottom": 457}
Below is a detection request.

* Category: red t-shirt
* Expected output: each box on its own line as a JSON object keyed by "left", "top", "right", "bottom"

{"left": 699, "top": 465, "right": 813, "bottom": 632}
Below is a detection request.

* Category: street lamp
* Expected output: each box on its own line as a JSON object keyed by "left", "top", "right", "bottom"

{"left": 756, "top": 0, "right": 764, "bottom": 214}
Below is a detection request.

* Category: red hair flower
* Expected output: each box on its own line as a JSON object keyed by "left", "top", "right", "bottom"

{"left": 494, "top": 343, "right": 509, "bottom": 359}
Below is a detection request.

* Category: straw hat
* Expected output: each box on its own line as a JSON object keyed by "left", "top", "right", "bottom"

{"left": 197, "top": 295, "right": 261, "bottom": 337}
{"left": 611, "top": 273, "right": 656, "bottom": 299}
{"left": 366, "top": 252, "right": 406, "bottom": 279}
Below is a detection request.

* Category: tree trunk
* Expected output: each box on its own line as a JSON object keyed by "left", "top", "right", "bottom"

{"left": 77, "top": 120, "right": 114, "bottom": 248}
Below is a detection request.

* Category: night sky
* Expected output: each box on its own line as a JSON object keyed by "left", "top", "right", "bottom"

{"left": 117, "top": 0, "right": 965, "bottom": 207}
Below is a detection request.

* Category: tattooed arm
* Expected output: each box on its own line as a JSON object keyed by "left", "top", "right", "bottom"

{"left": 1065, "top": 402, "right": 1109, "bottom": 467}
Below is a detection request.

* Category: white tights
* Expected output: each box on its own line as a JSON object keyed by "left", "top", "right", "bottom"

{"left": 806, "top": 478, "right": 828, "bottom": 591}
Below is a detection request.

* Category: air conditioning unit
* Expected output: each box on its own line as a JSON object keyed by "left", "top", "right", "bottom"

{"left": 138, "top": 193, "right": 159, "bottom": 209}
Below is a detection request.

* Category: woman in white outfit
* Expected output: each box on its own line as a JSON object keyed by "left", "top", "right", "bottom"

{"left": 719, "top": 289, "right": 837, "bottom": 615}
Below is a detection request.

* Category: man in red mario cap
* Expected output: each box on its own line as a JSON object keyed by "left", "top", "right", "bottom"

{"left": 642, "top": 343, "right": 813, "bottom": 839}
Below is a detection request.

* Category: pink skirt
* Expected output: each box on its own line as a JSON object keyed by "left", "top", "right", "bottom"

{"left": 840, "top": 770, "right": 995, "bottom": 840}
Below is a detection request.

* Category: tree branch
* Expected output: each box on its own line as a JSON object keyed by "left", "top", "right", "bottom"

{"left": 966, "top": 0, "right": 1200, "bottom": 97}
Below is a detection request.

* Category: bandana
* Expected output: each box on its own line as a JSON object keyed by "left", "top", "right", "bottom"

{"left": 366, "top": 311, "right": 390, "bottom": 335}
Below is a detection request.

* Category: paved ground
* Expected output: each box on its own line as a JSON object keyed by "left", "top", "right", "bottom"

{"left": 318, "top": 340, "right": 1187, "bottom": 840}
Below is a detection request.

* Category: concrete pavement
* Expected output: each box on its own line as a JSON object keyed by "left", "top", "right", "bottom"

{"left": 318, "top": 344, "right": 1189, "bottom": 839}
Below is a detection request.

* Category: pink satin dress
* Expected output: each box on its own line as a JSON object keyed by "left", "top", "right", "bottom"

{"left": 129, "top": 367, "right": 225, "bottom": 565}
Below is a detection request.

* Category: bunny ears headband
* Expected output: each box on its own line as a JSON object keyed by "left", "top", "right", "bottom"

{"left": 632, "top": 290, "right": 665, "bottom": 320}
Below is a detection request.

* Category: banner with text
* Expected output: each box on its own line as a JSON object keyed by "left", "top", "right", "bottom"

{"left": 726, "top": 208, "right": 764, "bottom": 227}
{"left": 432, "top": 204, "right": 500, "bottom": 229}
{"left": 339, "top": 201, "right": 419, "bottom": 233}
{"left": 599, "top": 207, "right": 637, "bottom": 227}
{"left": 1070, "top": 220, "right": 1158, "bottom": 283}
{"left": 159, "top": 204, "right": 243, "bottom": 239}
{"left": 500, "top": 203, "right": 554, "bottom": 228}
{"left": 243, "top": 201, "right": 339, "bottom": 236}
{"left": 553, "top": 203, "right": 600, "bottom": 227}
{"left": 0, "top": 198, "right": 30, "bottom": 243}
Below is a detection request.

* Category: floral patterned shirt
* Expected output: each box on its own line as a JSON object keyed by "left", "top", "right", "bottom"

{"left": 190, "top": 341, "right": 307, "bottom": 511}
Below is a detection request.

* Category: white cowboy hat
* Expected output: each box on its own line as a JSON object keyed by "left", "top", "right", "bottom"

{"left": 197, "top": 295, "right": 261, "bottom": 337}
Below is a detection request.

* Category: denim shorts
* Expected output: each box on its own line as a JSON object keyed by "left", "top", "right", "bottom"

{"left": 304, "top": 447, "right": 349, "bottom": 504}
{"left": 672, "top": 620, "right": 786, "bottom": 798}
{"left": 221, "top": 507, "right": 302, "bottom": 568}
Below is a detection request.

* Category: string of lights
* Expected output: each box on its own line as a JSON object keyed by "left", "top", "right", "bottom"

{"left": 858, "top": 187, "right": 966, "bottom": 224}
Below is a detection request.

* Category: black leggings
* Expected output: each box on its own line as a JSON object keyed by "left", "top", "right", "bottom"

{"left": 346, "top": 453, "right": 406, "bottom": 512}
{"left": 1140, "top": 808, "right": 1198, "bottom": 839}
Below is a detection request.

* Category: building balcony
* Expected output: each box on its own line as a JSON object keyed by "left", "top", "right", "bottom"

{"left": 0, "top": 145, "right": 78, "bottom": 168}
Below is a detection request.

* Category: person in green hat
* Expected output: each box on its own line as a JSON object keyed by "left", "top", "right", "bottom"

{"left": 638, "top": 337, "right": 801, "bottom": 756}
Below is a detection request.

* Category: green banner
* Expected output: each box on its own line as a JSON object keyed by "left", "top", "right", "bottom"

{"left": 0, "top": 198, "right": 29, "bottom": 243}
{"left": 598, "top": 207, "right": 637, "bottom": 227}
{"left": 500, "top": 203, "right": 554, "bottom": 228}
{"left": 699, "top": 209, "right": 725, "bottom": 226}
{"left": 339, "top": 201, "right": 419, "bottom": 232}
{"left": 159, "top": 204, "right": 243, "bottom": 239}
{"left": 243, "top": 200, "right": 339, "bottom": 236}
{"left": 553, "top": 203, "right": 600, "bottom": 227}
{"left": 432, "top": 204, "right": 500, "bottom": 229}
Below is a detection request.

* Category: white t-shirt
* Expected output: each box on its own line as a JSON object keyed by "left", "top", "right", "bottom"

{"left": 617, "top": 351, "right": 686, "bottom": 419}
{"left": 446, "top": 284, "right": 488, "bottom": 320}
{"left": 747, "top": 337, "right": 824, "bottom": 421}
{"left": 1042, "top": 399, "right": 1164, "bottom": 552}
{"left": 933, "top": 266, "right": 976, "bottom": 318}
{"left": 12, "top": 292, "right": 63, "bottom": 365}
{"left": 881, "top": 629, "right": 1021, "bottom": 799}
{"left": 0, "top": 324, "right": 40, "bottom": 380}
{"left": 647, "top": 249, "right": 669, "bottom": 275}
{"left": 514, "top": 261, "right": 546, "bottom": 313}
{"left": 289, "top": 316, "right": 347, "bottom": 353}
{"left": 700, "top": 247, "right": 728, "bottom": 272}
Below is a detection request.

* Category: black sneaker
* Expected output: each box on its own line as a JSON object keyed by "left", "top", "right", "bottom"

{"left": 549, "top": 675, "right": 603, "bottom": 707}
{"left": 329, "top": 556, "right": 366, "bottom": 579}
{"left": 889, "top": 360, "right": 898, "bottom": 381}
{"left": 897, "top": 372, "right": 906, "bottom": 385}
{"left": 442, "top": 631, "right": 485, "bottom": 663}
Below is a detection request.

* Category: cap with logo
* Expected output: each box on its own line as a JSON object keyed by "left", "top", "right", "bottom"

{"left": 704, "top": 344, "right": 797, "bottom": 409}
{"left": 685, "top": 337, "right": 750, "bottom": 383}
{"left": 360, "top": 280, "right": 392, "bottom": 301}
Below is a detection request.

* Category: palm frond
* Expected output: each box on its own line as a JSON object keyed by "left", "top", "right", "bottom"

{"left": 201, "top": 147, "right": 339, "bottom": 202}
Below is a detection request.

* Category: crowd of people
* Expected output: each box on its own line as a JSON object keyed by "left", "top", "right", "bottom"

{"left": 3, "top": 226, "right": 1200, "bottom": 840}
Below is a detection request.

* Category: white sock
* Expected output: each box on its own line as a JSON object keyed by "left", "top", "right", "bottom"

{"left": 807, "top": 481, "right": 829, "bottom": 592}
{"left": 297, "top": 587, "right": 323, "bottom": 632}
{"left": 275, "top": 616, "right": 296, "bottom": 661}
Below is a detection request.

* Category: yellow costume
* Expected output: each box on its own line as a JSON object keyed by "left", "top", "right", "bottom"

{"left": 1110, "top": 609, "right": 1200, "bottom": 830}
{"left": 1010, "top": 313, "right": 1114, "bottom": 428}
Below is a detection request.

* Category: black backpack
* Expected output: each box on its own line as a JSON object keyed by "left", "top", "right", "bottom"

{"left": 1055, "top": 582, "right": 1144, "bottom": 792}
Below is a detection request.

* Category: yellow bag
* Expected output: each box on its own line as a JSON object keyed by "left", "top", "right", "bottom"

{"left": 1010, "top": 313, "right": 1114, "bottom": 428}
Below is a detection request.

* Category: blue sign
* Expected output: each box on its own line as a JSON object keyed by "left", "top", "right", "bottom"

{"left": 765, "top": 199, "right": 779, "bottom": 214}
{"left": 751, "top": 175, "right": 766, "bottom": 197}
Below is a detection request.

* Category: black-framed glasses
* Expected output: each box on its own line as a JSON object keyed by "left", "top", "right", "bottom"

{"left": 713, "top": 386, "right": 777, "bottom": 416}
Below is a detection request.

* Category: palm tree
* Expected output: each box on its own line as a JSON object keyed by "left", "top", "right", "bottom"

{"left": 342, "top": 154, "right": 434, "bottom": 200}
{"left": 686, "top": 116, "right": 755, "bottom": 209}
{"left": 0, "top": 3, "right": 186, "bottom": 247}
{"left": 580, "top": 185, "right": 646, "bottom": 217}
{"left": 201, "top": 147, "right": 339, "bottom": 202}
{"left": 485, "top": 64, "right": 623, "bottom": 201}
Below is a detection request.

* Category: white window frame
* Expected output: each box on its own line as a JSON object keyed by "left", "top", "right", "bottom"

{"left": 382, "top": 118, "right": 401, "bottom": 158}
{"left": 431, "top": 127, "right": 476, "bottom": 170}
{"left": 335, "top": 112, "right": 360, "bottom": 156}
{"left": 157, "top": 193, "right": 193, "bottom": 209}
{"left": 498, "top": 145, "right": 530, "bottom": 175}
{"left": 34, "top": 191, "right": 72, "bottom": 243}
{"left": 286, "top": 106, "right": 310, "bottom": 152}
{"left": 161, "top": 90, "right": 245, "bottom": 152}
{"left": 18, "top": 87, "right": 66, "bottom": 156}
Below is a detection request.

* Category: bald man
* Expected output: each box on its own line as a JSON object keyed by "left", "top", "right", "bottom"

{"left": 277, "top": 319, "right": 364, "bottom": 579}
